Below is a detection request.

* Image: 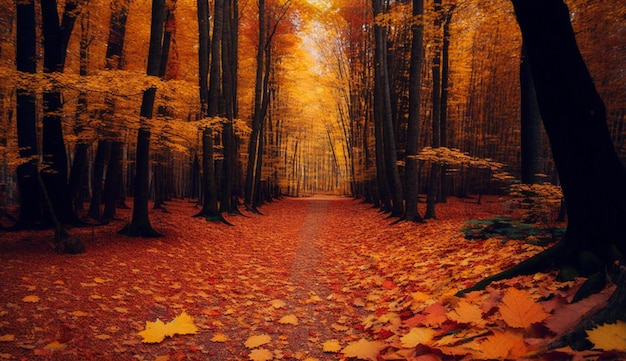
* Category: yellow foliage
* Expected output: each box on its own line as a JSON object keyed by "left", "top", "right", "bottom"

{"left": 278, "top": 314, "right": 298, "bottom": 325}
{"left": 138, "top": 311, "right": 198, "bottom": 343}
{"left": 341, "top": 338, "right": 383, "bottom": 361}
{"left": 586, "top": 321, "right": 626, "bottom": 352}
{"left": 244, "top": 334, "right": 271, "bottom": 349}
{"left": 248, "top": 348, "right": 273, "bottom": 361}
{"left": 322, "top": 339, "right": 342, "bottom": 352}
{"left": 400, "top": 327, "right": 437, "bottom": 348}
{"left": 211, "top": 333, "right": 229, "bottom": 342}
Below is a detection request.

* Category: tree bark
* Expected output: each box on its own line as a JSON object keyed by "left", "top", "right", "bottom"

{"left": 520, "top": 44, "right": 545, "bottom": 185}
{"left": 119, "top": 0, "right": 167, "bottom": 237}
{"left": 15, "top": 0, "right": 41, "bottom": 227}
{"left": 402, "top": 0, "right": 424, "bottom": 222}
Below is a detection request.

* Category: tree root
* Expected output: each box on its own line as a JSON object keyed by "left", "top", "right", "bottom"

{"left": 117, "top": 223, "right": 163, "bottom": 238}
{"left": 455, "top": 241, "right": 564, "bottom": 297}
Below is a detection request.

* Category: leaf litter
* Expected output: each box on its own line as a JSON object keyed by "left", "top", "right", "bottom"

{"left": 0, "top": 196, "right": 621, "bottom": 360}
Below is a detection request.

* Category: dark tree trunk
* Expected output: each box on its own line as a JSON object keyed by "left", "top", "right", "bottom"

{"left": 244, "top": 0, "right": 267, "bottom": 211}
{"left": 512, "top": 0, "right": 626, "bottom": 261}
{"left": 103, "top": 141, "right": 124, "bottom": 222}
{"left": 40, "top": 0, "right": 82, "bottom": 225}
{"left": 119, "top": 0, "right": 167, "bottom": 237}
{"left": 87, "top": 140, "right": 111, "bottom": 221}
{"left": 402, "top": 0, "right": 424, "bottom": 222}
{"left": 458, "top": 1, "right": 626, "bottom": 336}
{"left": 15, "top": 0, "right": 41, "bottom": 227}
{"left": 520, "top": 44, "right": 546, "bottom": 184}
{"left": 220, "top": 0, "right": 240, "bottom": 215}
{"left": 372, "top": 0, "right": 403, "bottom": 217}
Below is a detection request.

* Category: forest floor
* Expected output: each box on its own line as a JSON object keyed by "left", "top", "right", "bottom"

{"left": 0, "top": 196, "right": 622, "bottom": 361}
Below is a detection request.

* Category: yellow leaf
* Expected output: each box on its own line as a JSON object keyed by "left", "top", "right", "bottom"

{"left": 322, "top": 339, "right": 342, "bottom": 352}
{"left": 278, "top": 314, "right": 298, "bottom": 325}
{"left": 211, "top": 333, "right": 229, "bottom": 342}
{"left": 446, "top": 300, "right": 484, "bottom": 326}
{"left": 138, "top": 311, "right": 198, "bottom": 343}
{"left": 498, "top": 288, "right": 549, "bottom": 329}
{"left": 586, "top": 321, "right": 626, "bottom": 352}
{"left": 270, "top": 299, "right": 286, "bottom": 309}
{"left": 0, "top": 334, "right": 15, "bottom": 342}
{"left": 341, "top": 338, "right": 382, "bottom": 361}
{"left": 71, "top": 311, "right": 89, "bottom": 317}
{"left": 139, "top": 318, "right": 168, "bottom": 343}
{"left": 400, "top": 327, "right": 437, "bottom": 348}
{"left": 244, "top": 334, "right": 271, "bottom": 349}
{"left": 249, "top": 348, "right": 273, "bottom": 361}
{"left": 473, "top": 331, "right": 527, "bottom": 359}
{"left": 114, "top": 307, "right": 129, "bottom": 314}
{"left": 22, "top": 295, "right": 40, "bottom": 303}
{"left": 167, "top": 311, "right": 198, "bottom": 336}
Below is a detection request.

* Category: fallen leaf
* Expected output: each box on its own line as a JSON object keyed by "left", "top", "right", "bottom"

{"left": 0, "top": 334, "right": 15, "bottom": 342}
{"left": 586, "top": 321, "right": 626, "bottom": 352}
{"left": 245, "top": 334, "right": 271, "bottom": 349}
{"left": 278, "top": 314, "right": 298, "bottom": 325}
{"left": 249, "top": 348, "right": 273, "bottom": 361}
{"left": 270, "top": 299, "right": 286, "bottom": 309}
{"left": 446, "top": 300, "right": 484, "bottom": 326}
{"left": 341, "top": 338, "right": 382, "bottom": 361}
{"left": 95, "top": 334, "right": 111, "bottom": 340}
{"left": 22, "top": 295, "right": 40, "bottom": 303}
{"left": 471, "top": 331, "right": 527, "bottom": 359}
{"left": 498, "top": 288, "right": 549, "bottom": 329}
{"left": 211, "top": 333, "right": 229, "bottom": 342}
{"left": 400, "top": 327, "right": 437, "bottom": 348}
{"left": 43, "top": 341, "right": 66, "bottom": 351}
{"left": 71, "top": 311, "right": 89, "bottom": 317}
{"left": 322, "top": 339, "right": 342, "bottom": 352}
{"left": 138, "top": 311, "right": 198, "bottom": 343}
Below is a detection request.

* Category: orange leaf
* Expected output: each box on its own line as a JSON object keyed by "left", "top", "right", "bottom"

{"left": 498, "top": 288, "right": 549, "bottom": 329}
{"left": 446, "top": 300, "right": 484, "bottom": 326}
{"left": 472, "top": 331, "right": 527, "bottom": 359}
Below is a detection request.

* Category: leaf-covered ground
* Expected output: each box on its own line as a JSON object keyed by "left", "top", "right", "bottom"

{"left": 0, "top": 196, "right": 622, "bottom": 360}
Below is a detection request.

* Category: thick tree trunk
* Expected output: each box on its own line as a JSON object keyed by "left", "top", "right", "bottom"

{"left": 15, "top": 0, "right": 41, "bottom": 227}
{"left": 40, "top": 0, "right": 81, "bottom": 225}
{"left": 512, "top": 0, "right": 626, "bottom": 262}
{"left": 402, "top": 0, "right": 424, "bottom": 222}
{"left": 520, "top": 44, "right": 545, "bottom": 185}
{"left": 459, "top": 0, "right": 626, "bottom": 338}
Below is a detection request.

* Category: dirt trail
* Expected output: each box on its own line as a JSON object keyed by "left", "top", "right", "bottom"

{"left": 0, "top": 195, "right": 536, "bottom": 360}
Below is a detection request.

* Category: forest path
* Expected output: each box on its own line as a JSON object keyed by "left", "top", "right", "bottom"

{"left": 0, "top": 196, "right": 544, "bottom": 360}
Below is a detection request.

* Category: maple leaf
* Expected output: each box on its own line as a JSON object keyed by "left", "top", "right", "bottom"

{"left": 270, "top": 299, "right": 286, "bottom": 309}
{"left": 245, "top": 334, "right": 271, "bottom": 348}
{"left": 498, "top": 288, "right": 549, "bottom": 329}
{"left": 470, "top": 331, "right": 527, "bottom": 359}
{"left": 322, "top": 339, "right": 342, "bottom": 352}
{"left": 138, "top": 311, "right": 198, "bottom": 343}
{"left": 341, "top": 338, "right": 383, "bottom": 361}
{"left": 249, "top": 348, "right": 273, "bottom": 361}
{"left": 278, "top": 314, "right": 298, "bottom": 325}
{"left": 586, "top": 321, "right": 626, "bottom": 352}
{"left": 211, "top": 333, "right": 229, "bottom": 342}
{"left": 400, "top": 327, "right": 437, "bottom": 348}
{"left": 446, "top": 300, "right": 484, "bottom": 326}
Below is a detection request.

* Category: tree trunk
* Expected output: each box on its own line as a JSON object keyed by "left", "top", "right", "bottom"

{"left": 40, "top": 0, "right": 82, "bottom": 225}
{"left": 512, "top": 0, "right": 626, "bottom": 262}
{"left": 402, "top": 0, "right": 424, "bottom": 222}
{"left": 520, "top": 44, "right": 546, "bottom": 184}
{"left": 372, "top": 0, "right": 404, "bottom": 217}
{"left": 119, "top": 0, "right": 167, "bottom": 237}
{"left": 15, "top": 0, "right": 41, "bottom": 228}
{"left": 244, "top": 0, "right": 267, "bottom": 211}
{"left": 459, "top": 0, "right": 626, "bottom": 332}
